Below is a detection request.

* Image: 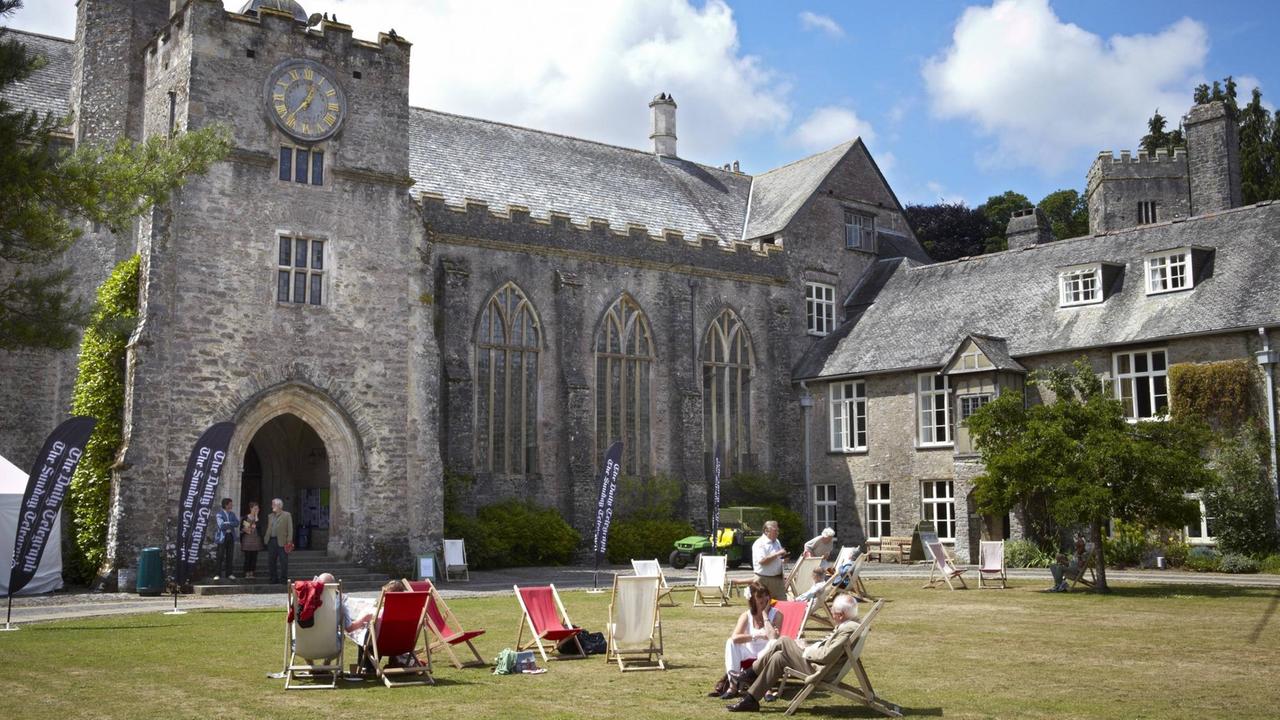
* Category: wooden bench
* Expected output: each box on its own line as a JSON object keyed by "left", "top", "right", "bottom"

{"left": 866, "top": 536, "right": 912, "bottom": 563}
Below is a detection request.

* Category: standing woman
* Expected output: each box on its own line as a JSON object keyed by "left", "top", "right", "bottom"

{"left": 241, "top": 501, "right": 263, "bottom": 579}
{"left": 716, "top": 581, "right": 782, "bottom": 699}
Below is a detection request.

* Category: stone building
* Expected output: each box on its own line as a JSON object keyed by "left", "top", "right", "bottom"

{"left": 1, "top": 0, "right": 929, "bottom": 573}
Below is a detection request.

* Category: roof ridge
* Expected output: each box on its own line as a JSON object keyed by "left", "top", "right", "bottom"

{"left": 754, "top": 138, "right": 857, "bottom": 178}
{"left": 2, "top": 28, "right": 73, "bottom": 44}
{"left": 409, "top": 105, "right": 749, "bottom": 180}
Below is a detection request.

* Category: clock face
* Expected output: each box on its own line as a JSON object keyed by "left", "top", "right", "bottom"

{"left": 264, "top": 59, "right": 346, "bottom": 142}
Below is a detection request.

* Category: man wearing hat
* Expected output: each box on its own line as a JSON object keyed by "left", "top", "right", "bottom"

{"left": 803, "top": 527, "right": 837, "bottom": 568}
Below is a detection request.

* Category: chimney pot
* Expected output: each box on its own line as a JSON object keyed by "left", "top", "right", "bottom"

{"left": 1006, "top": 207, "right": 1054, "bottom": 249}
{"left": 649, "top": 92, "right": 677, "bottom": 157}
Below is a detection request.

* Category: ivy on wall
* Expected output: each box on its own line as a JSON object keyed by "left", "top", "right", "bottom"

{"left": 66, "top": 255, "right": 139, "bottom": 583}
{"left": 1168, "top": 359, "right": 1261, "bottom": 430}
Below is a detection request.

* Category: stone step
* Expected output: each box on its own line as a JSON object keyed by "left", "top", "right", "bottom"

{"left": 190, "top": 575, "right": 391, "bottom": 596}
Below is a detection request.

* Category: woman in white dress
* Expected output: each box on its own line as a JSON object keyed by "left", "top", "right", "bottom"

{"left": 719, "top": 581, "right": 782, "bottom": 698}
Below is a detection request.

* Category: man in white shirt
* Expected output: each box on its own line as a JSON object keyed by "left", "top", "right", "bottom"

{"left": 751, "top": 520, "right": 787, "bottom": 600}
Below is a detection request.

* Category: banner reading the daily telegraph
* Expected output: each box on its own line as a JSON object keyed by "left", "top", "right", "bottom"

{"left": 709, "top": 440, "right": 724, "bottom": 547}
{"left": 8, "top": 417, "right": 97, "bottom": 597}
{"left": 591, "top": 441, "right": 623, "bottom": 563}
{"left": 174, "top": 422, "right": 235, "bottom": 585}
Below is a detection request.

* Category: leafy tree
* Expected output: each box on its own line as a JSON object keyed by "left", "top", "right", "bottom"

{"left": 902, "top": 202, "right": 993, "bottom": 262}
{"left": 1238, "top": 88, "right": 1277, "bottom": 205}
{"left": 1037, "top": 188, "right": 1089, "bottom": 240}
{"left": 966, "top": 359, "right": 1214, "bottom": 592}
{"left": 0, "top": 0, "right": 229, "bottom": 350}
{"left": 1204, "top": 430, "right": 1279, "bottom": 557}
{"left": 1139, "top": 110, "right": 1183, "bottom": 154}
{"left": 977, "top": 190, "right": 1032, "bottom": 252}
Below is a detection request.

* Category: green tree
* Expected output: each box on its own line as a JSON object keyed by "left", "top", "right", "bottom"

{"left": 965, "top": 360, "right": 1214, "bottom": 592}
{"left": 1139, "top": 110, "right": 1184, "bottom": 154}
{"left": 977, "top": 190, "right": 1032, "bottom": 253}
{"left": 0, "top": 0, "right": 229, "bottom": 350}
{"left": 1037, "top": 188, "right": 1089, "bottom": 240}
{"left": 1204, "top": 430, "right": 1279, "bottom": 557}
{"left": 902, "top": 201, "right": 993, "bottom": 262}
{"left": 1238, "top": 88, "right": 1277, "bottom": 205}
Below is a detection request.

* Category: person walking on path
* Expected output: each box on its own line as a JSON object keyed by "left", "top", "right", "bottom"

{"left": 266, "top": 498, "right": 294, "bottom": 584}
{"left": 752, "top": 520, "right": 787, "bottom": 600}
{"left": 214, "top": 498, "right": 238, "bottom": 580}
{"left": 241, "top": 501, "right": 264, "bottom": 579}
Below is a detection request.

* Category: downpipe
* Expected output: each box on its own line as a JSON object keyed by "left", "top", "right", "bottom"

{"left": 799, "top": 381, "right": 814, "bottom": 532}
{"left": 1258, "top": 328, "right": 1280, "bottom": 525}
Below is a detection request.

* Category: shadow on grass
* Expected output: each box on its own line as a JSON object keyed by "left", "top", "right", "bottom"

{"left": 780, "top": 702, "right": 943, "bottom": 717}
{"left": 33, "top": 623, "right": 171, "bottom": 631}
{"left": 1079, "top": 584, "right": 1279, "bottom": 601}
{"left": 1248, "top": 590, "right": 1280, "bottom": 643}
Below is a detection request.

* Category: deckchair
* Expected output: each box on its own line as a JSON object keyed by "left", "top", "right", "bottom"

{"left": 367, "top": 589, "right": 434, "bottom": 687}
{"left": 833, "top": 546, "right": 856, "bottom": 569}
{"left": 809, "top": 555, "right": 870, "bottom": 630}
{"left": 785, "top": 556, "right": 825, "bottom": 600}
{"left": 605, "top": 575, "right": 665, "bottom": 671}
{"left": 772, "top": 599, "right": 811, "bottom": 640}
{"left": 923, "top": 539, "right": 968, "bottom": 590}
{"left": 404, "top": 579, "right": 487, "bottom": 668}
{"left": 283, "top": 580, "right": 344, "bottom": 689}
{"left": 778, "top": 599, "right": 902, "bottom": 717}
{"left": 443, "top": 538, "right": 470, "bottom": 582}
{"left": 631, "top": 558, "right": 677, "bottom": 606}
{"left": 1069, "top": 551, "right": 1098, "bottom": 591}
{"left": 514, "top": 584, "right": 586, "bottom": 662}
{"left": 692, "top": 554, "right": 730, "bottom": 607}
{"left": 978, "top": 540, "right": 1008, "bottom": 589}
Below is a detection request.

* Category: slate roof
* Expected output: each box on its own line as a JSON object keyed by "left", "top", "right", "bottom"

{"left": 796, "top": 202, "right": 1280, "bottom": 380}
{"left": 742, "top": 140, "right": 854, "bottom": 241}
{"left": 942, "top": 335, "right": 1026, "bottom": 374}
{"left": 1, "top": 30, "right": 73, "bottom": 122}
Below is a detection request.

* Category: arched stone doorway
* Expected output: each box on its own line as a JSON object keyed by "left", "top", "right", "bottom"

{"left": 219, "top": 381, "right": 364, "bottom": 559}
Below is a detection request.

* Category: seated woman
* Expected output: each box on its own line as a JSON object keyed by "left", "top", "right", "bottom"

{"left": 715, "top": 581, "right": 782, "bottom": 699}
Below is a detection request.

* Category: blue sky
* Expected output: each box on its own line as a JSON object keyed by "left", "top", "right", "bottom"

{"left": 9, "top": 0, "right": 1279, "bottom": 208}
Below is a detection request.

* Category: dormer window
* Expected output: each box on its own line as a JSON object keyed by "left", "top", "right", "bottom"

{"left": 844, "top": 210, "right": 876, "bottom": 252}
{"left": 1145, "top": 248, "right": 1191, "bottom": 294}
{"left": 1059, "top": 264, "right": 1102, "bottom": 306}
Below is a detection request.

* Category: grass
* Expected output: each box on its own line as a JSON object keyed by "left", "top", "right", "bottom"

{"left": 2, "top": 579, "right": 1279, "bottom": 719}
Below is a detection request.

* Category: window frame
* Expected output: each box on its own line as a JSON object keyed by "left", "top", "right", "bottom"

{"left": 917, "top": 373, "right": 952, "bottom": 447}
{"left": 1184, "top": 494, "right": 1216, "bottom": 545}
{"left": 279, "top": 144, "right": 325, "bottom": 186}
{"left": 805, "top": 281, "right": 836, "bottom": 336}
{"left": 921, "top": 479, "right": 956, "bottom": 541}
{"left": 474, "top": 282, "right": 541, "bottom": 479}
{"left": 844, "top": 209, "right": 877, "bottom": 252}
{"left": 595, "top": 294, "right": 656, "bottom": 477}
{"left": 1112, "top": 348, "right": 1169, "bottom": 421}
{"left": 865, "top": 482, "right": 891, "bottom": 540}
{"left": 1058, "top": 263, "right": 1104, "bottom": 307}
{"left": 1137, "top": 200, "right": 1158, "bottom": 225}
{"left": 275, "top": 233, "right": 326, "bottom": 306}
{"left": 828, "top": 380, "right": 867, "bottom": 452}
{"left": 703, "top": 309, "right": 754, "bottom": 476}
{"left": 1144, "top": 248, "right": 1192, "bottom": 295}
{"left": 813, "top": 483, "right": 838, "bottom": 538}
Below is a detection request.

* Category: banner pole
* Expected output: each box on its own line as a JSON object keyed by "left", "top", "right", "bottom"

{"left": 2, "top": 593, "right": 16, "bottom": 632}
{"left": 164, "top": 584, "right": 186, "bottom": 616}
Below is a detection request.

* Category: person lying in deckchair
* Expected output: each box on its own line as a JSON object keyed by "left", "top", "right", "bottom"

{"left": 725, "top": 594, "right": 860, "bottom": 712}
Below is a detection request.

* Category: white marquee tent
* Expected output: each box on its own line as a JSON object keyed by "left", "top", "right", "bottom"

{"left": 0, "top": 452, "right": 63, "bottom": 595}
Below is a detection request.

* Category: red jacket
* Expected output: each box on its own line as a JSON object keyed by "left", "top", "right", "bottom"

{"left": 288, "top": 580, "right": 325, "bottom": 626}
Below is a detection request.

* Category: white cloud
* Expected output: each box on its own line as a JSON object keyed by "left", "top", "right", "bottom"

{"left": 791, "top": 106, "right": 874, "bottom": 151}
{"left": 799, "top": 11, "right": 844, "bottom": 38}
{"left": 6, "top": 1, "right": 75, "bottom": 36}
{"left": 922, "top": 0, "right": 1208, "bottom": 171}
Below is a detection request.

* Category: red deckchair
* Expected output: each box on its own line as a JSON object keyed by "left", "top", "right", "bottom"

{"left": 367, "top": 589, "right": 433, "bottom": 687}
{"left": 514, "top": 584, "right": 586, "bottom": 662}
{"left": 773, "top": 599, "right": 811, "bottom": 640}
{"left": 404, "top": 579, "right": 487, "bottom": 668}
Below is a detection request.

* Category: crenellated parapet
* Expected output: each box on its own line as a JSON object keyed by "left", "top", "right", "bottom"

{"left": 1086, "top": 147, "right": 1188, "bottom": 197}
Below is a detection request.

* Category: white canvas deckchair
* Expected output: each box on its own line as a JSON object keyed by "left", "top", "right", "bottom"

{"left": 605, "top": 575, "right": 665, "bottom": 671}
{"left": 785, "top": 556, "right": 825, "bottom": 600}
{"left": 631, "top": 558, "right": 677, "bottom": 606}
{"left": 808, "top": 554, "right": 871, "bottom": 630}
{"left": 284, "top": 581, "right": 344, "bottom": 690}
{"left": 693, "top": 554, "right": 730, "bottom": 607}
{"left": 833, "top": 546, "right": 856, "bottom": 568}
{"left": 923, "top": 539, "right": 968, "bottom": 590}
{"left": 779, "top": 599, "right": 902, "bottom": 717}
{"left": 978, "top": 540, "right": 1007, "bottom": 589}
{"left": 443, "top": 538, "right": 469, "bottom": 582}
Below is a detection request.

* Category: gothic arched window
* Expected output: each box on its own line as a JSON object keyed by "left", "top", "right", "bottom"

{"left": 703, "top": 309, "right": 753, "bottom": 474}
{"left": 595, "top": 294, "right": 654, "bottom": 476}
{"left": 475, "top": 282, "right": 540, "bottom": 477}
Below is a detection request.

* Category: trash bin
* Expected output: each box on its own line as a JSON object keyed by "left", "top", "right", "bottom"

{"left": 137, "top": 547, "right": 164, "bottom": 596}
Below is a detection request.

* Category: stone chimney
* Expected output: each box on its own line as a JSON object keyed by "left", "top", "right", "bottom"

{"left": 1006, "top": 207, "right": 1053, "bottom": 250}
{"left": 649, "top": 93, "right": 677, "bottom": 157}
{"left": 1184, "top": 100, "right": 1243, "bottom": 216}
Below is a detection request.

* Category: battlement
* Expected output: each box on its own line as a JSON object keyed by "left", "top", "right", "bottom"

{"left": 1086, "top": 147, "right": 1188, "bottom": 194}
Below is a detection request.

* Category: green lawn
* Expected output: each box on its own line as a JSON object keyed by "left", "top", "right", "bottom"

{"left": 2, "top": 580, "right": 1278, "bottom": 719}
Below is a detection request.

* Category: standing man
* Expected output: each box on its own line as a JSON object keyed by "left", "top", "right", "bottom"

{"left": 266, "top": 497, "right": 294, "bottom": 585}
{"left": 752, "top": 520, "right": 787, "bottom": 600}
{"left": 213, "top": 498, "right": 238, "bottom": 580}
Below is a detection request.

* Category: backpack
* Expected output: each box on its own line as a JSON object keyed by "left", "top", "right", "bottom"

{"left": 493, "top": 648, "right": 519, "bottom": 675}
{"left": 558, "top": 629, "right": 607, "bottom": 655}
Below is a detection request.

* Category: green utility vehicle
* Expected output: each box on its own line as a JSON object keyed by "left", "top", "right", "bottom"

{"left": 668, "top": 506, "right": 769, "bottom": 569}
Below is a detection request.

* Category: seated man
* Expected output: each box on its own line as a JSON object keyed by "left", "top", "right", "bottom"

{"left": 727, "top": 594, "right": 861, "bottom": 712}
{"left": 313, "top": 572, "right": 391, "bottom": 678}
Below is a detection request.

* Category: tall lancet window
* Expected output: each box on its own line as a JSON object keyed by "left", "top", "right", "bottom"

{"left": 595, "top": 294, "right": 654, "bottom": 476}
{"left": 702, "top": 309, "right": 753, "bottom": 474}
{"left": 475, "top": 283, "right": 540, "bottom": 477}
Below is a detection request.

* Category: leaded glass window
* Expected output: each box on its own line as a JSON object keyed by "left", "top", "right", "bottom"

{"left": 595, "top": 294, "right": 654, "bottom": 476}
{"left": 703, "top": 309, "right": 753, "bottom": 474}
{"left": 476, "top": 283, "right": 540, "bottom": 477}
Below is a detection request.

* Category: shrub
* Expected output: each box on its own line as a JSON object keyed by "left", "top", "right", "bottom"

{"left": 1161, "top": 540, "right": 1191, "bottom": 568}
{"left": 1005, "top": 539, "right": 1052, "bottom": 568}
{"left": 765, "top": 504, "right": 806, "bottom": 556}
{"left": 613, "top": 473, "right": 684, "bottom": 521}
{"left": 1184, "top": 546, "right": 1221, "bottom": 572}
{"left": 1205, "top": 430, "right": 1279, "bottom": 557}
{"left": 1259, "top": 554, "right": 1280, "bottom": 574}
{"left": 606, "top": 519, "right": 695, "bottom": 564}
{"left": 1218, "top": 553, "right": 1260, "bottom": 574}
{"left": 1103, "top": 520, "right": 1149, "bottom": 567}
{"left": 445, "top": 500, "right": 580, "bottom": 570}
{"left": 722, "top": 471, "right": 788, "bottom": 507}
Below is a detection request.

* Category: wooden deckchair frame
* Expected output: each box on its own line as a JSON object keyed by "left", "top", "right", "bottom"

{"left": 978, "top": 540, "right": 1008, "bottom": 589}
{"left": 284, "top": 581, "right": 344, "bottom": 690}
{"left": 403, "top": 579, "right": 487, "bottom": 668}
{"left": 785, "top": 556, "right": 824, "bottom": 600}
{"left": 809, "top": 554, "right": 871, "bottom": 630}
{"left": 368, "top": 589, "right": 434, "bottom": 688}
{"left": 1069, "top": 551, "right": 1098, "bottom": 591}
{"left": 778, "top": 599, "right": 902, "bottom": 717}
{"left": 443, "top": 538, "right": 470, "bottom": 582}
{"left": 693, "top": 554, "right": 731, "bottom": 607}
{"left": 514, "top": 583, "right": 586, "bottom": 662}
{"left": 923, "top": 540, "right": 968, "bottom": 590}
{"left": 605, "top": 575, "right": 665, "bottom": 672}
{"left": 631, "top": 558, "right": 678, "bottom": 606}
